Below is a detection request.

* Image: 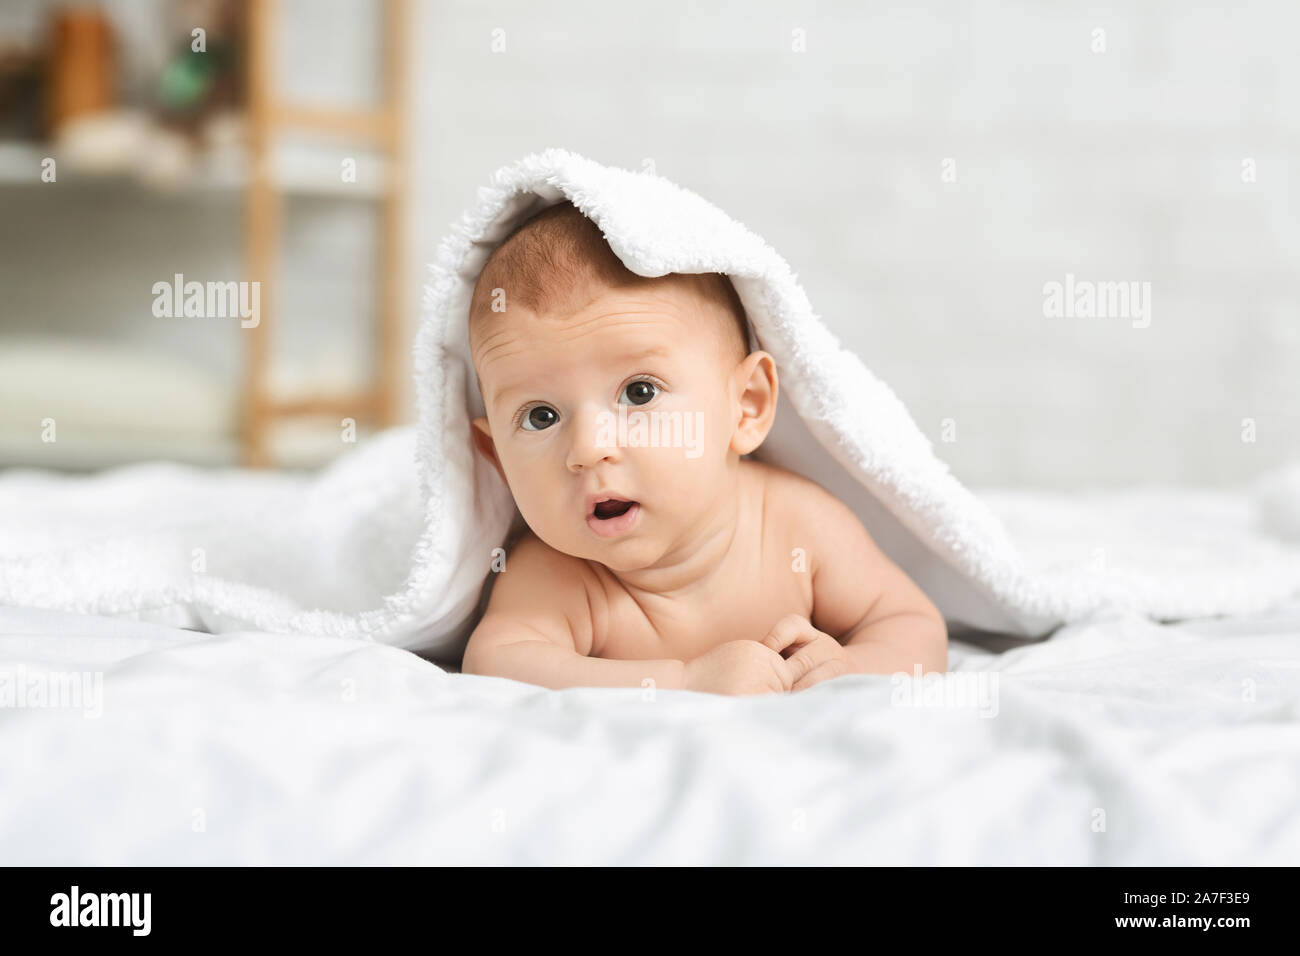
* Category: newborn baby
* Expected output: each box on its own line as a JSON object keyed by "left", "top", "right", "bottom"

{"left": 462, "top": 202, "right": 946, "bottom": 695}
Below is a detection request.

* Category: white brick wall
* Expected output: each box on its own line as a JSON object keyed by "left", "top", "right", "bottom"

{"left": 413, "top": 0, "right": 1299, "bottom": 489}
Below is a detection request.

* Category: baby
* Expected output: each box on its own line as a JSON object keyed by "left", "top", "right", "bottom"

{"left": 462, "top": 202, "right": 947, "bottom": 695}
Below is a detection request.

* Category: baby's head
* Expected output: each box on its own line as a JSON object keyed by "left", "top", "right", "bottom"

{"left": 468, "top": 201, "right": 778, "bottom": 570}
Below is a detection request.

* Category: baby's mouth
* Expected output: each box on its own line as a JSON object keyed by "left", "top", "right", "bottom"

{"left": 592, "top": 498, "right": 636, "bottom": 520}
{"left": 585, "top": 495, "right": 642, "bottom": 539}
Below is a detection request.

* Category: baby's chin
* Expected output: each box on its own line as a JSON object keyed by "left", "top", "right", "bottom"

{"left": 533, "top": 525, "right": 665, "bottom": 572}
{"left": 575, "top": 537, "right": 664, "bottom": 572}
{"left": 583, "top": 545, "right": 663, "bottom": 574}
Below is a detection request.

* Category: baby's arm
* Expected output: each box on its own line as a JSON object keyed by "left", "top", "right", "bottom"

{"left": 464, "top": 533, "right": 807, "bottom": 694}
{"left": 461, "top": 534, "right": 687, "bottom": 691}
{"left": 803, "top": 483, "right": 948, "bottom": 677}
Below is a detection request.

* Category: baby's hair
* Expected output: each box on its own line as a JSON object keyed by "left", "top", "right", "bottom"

{"left": 468, "top": 201, "right": 750, "bottom": 360}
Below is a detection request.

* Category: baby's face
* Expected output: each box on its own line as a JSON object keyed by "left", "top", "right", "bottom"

{"left": 471, "top": 279, "right": 748, "bottom": 570}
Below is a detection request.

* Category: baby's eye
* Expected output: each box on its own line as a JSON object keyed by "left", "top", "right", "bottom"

{"left": 620, "top": 380, "right": 658, "bottom": 406}
{"left": 520, "top": 405, "right": 559, "bottom": 431}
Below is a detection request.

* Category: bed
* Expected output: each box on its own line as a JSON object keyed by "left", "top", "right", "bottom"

{"left": 3, "top": 598, "right": 1297, "bottom": 865}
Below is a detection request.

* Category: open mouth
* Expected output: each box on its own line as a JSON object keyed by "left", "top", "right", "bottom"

{"left": 592, "top": 498, "right": 636, "bottom": 520}
{"left": 586, "top": 496, "right": 641, "bottom": 538}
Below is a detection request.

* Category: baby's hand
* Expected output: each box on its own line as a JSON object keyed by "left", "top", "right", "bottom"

{"left": 761, "top": 614, "right": 853, "bottom": 692}
{"left": 682, "top": 640, "right": 804, "bottom": 696}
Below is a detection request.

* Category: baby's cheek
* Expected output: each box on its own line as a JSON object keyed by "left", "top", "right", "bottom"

{"left": 516, "top": 495, "right": 576, "bottom": 553}
{"left": 500, "top": 472, "right": 548, "bottom": 524}
{"left": 651, "top": 441, "right": 723, "bottom": 502}
{"left": 518, "top": 487, "right": 560, "bottom": 527}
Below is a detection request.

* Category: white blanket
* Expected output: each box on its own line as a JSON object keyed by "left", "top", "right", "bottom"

{"left": 2, "top": 149, "right": 1299, "bottom": 657}
{"left": 2, "top": 601, "right": 1297, "bottom": 865}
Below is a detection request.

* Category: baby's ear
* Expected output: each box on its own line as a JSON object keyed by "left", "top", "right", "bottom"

{"left": 471, "top": 417, "right": 506, "bottom": 482}
{"left": 729, "top": 351, "right": 779, "bottom": 455}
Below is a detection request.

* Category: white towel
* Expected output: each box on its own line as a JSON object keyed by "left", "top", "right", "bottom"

{"left": 2, "top": 149, "right": 1299, "bottom": 657}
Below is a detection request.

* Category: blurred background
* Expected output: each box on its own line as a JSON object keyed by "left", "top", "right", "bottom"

{"left": 0, "top": 0, "right": 1295, "bottom": 487}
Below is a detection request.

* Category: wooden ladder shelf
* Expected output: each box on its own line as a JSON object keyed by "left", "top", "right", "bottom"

{"left": 241, "top": 0, "right": 410, "bottom": 466}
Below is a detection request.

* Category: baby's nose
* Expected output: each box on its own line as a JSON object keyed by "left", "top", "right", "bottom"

{"left": 566, "top": 405, "right": 621, "bottom": 471}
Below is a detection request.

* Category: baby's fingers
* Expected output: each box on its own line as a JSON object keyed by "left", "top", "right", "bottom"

{"left": 785, "top": 636, "right": 842, "bottom": 679}
{"left": 793, "top": 657, "right": 851, "bottom": 692}
{"left": 761, "top": 614, "right": 815, "bottom": 656}
{"left": 775, "top": 650, "right": 814, "bottom": 691}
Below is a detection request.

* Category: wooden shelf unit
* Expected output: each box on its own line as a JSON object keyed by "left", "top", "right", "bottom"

{"left": 241, "top": 0, "right": 410, "bottom": 467}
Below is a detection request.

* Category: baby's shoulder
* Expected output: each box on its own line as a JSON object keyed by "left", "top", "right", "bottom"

{"left": 487, "top": 529, "right": 602, "bottom": 652}
{"left": 497, "top": 529, "right": 597, "bottom": 594}
{"left": 744, "top": 458, "right": 845, "bottom": 515}
{"left": 743, "top": 459, "right": 868, "bottom": 561}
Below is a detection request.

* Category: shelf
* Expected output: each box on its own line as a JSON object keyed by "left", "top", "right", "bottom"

{"left": 0, "top": 335, "right": 380, "bottom": 471}
{"left": 3, "top": 0, "right": 412, "bottom": 469}
{"left": 0, "top": 138, "right": 389, "bottom": 200}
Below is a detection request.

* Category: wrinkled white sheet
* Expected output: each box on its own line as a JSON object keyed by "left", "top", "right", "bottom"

{"left": 1, "top": 602, "right": 1297, "bottom": 865}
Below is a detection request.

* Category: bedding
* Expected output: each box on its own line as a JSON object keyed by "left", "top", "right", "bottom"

{"left": 2, "top": 599, "right": 1297, "bottom": 865}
